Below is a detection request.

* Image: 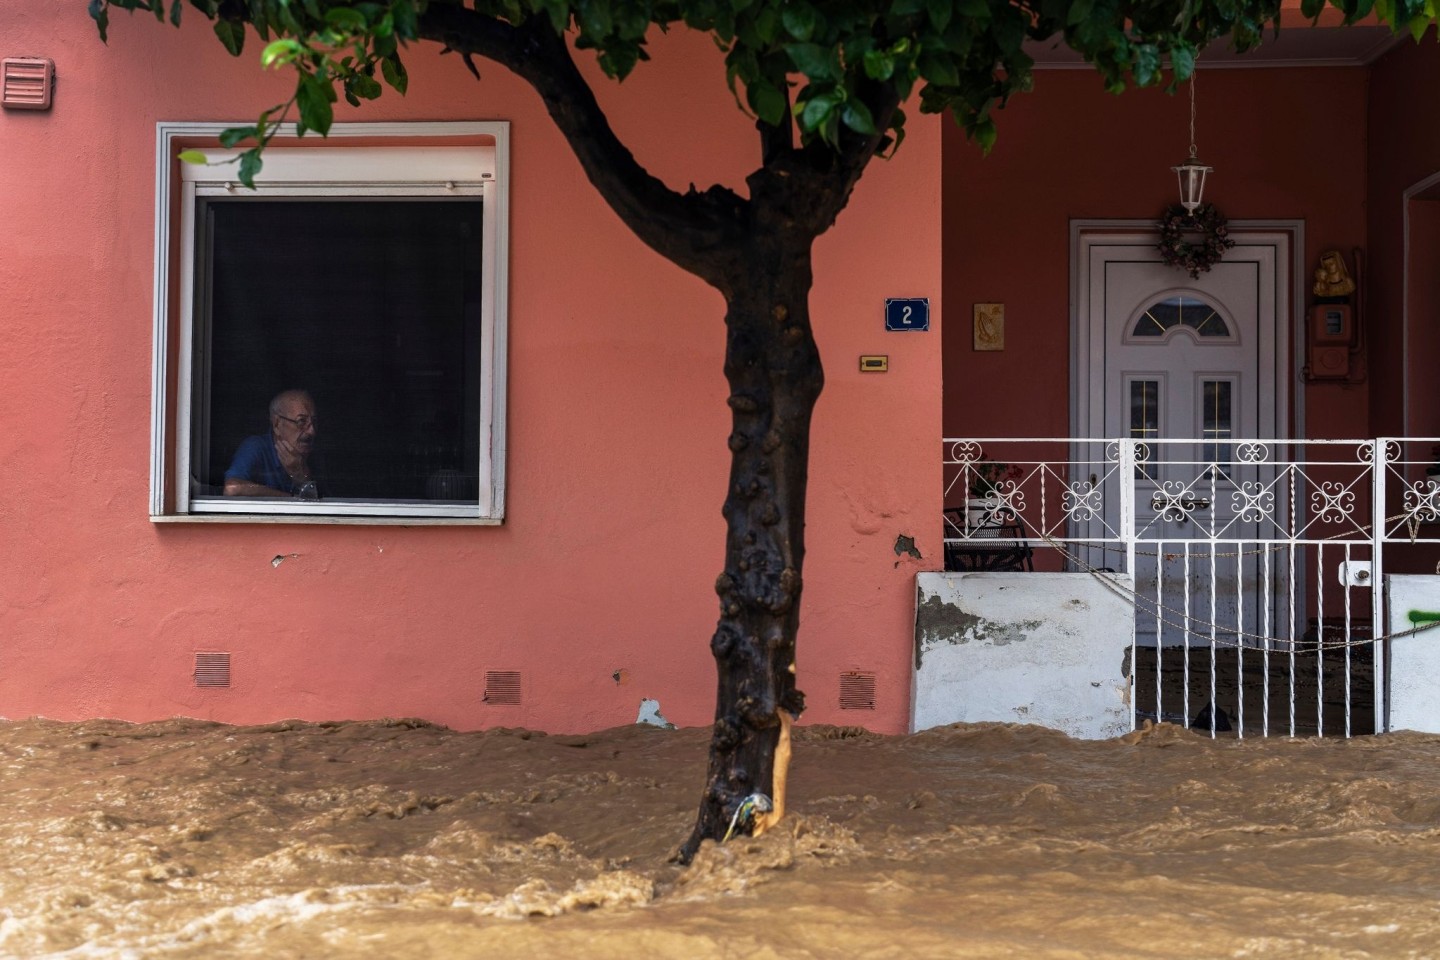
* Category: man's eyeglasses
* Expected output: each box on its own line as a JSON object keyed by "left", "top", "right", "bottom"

{"left": 275, "top": 414, "right": 318, "bottom": 430}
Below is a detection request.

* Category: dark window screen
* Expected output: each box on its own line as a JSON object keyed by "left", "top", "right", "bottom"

{"left": 193, "top": 198, "right": 483, "bottom": 502}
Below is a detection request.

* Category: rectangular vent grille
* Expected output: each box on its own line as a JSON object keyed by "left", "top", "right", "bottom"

{"left": 2, "top": 58, "right": 53, "bottom": 110}
{"left": 839, "top": 671, "right": 876, "bottom": 710}
{"left": 194, "top": 652, "right": 231, "bottom": 688}
{"left": 484, "top": 670, "right": 522, "bottom": 705}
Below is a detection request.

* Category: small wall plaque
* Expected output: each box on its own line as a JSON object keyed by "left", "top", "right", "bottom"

{"left": 974, "top": 302, "right": 1004, "bottom": 351}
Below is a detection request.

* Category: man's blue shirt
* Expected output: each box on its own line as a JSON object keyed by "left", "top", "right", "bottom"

{"left": 224, "top": 434, "right": 295, "bottom": 493}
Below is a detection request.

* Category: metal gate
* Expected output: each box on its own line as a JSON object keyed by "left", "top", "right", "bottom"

{"left": 942, "top": 437, "right": 1440, "bottom": 737}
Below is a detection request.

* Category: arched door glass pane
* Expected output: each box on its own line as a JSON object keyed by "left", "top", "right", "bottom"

{"left": 1132, "top": 295, "right": 1230, "bottom": 338}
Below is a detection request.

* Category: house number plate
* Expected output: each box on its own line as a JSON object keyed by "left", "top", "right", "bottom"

{"left": 885, "top": 297, "right": 929, "bottom": 332}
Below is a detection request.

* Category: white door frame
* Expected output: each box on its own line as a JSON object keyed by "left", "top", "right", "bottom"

{"left": 1069, "top": 219, "right": 1304, "bottom": 444}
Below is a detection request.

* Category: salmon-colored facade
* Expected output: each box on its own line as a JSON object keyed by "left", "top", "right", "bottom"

{"left": 2, "top": 5, "right": 1438, "bottom": 736}
{"left": 0, "top": 11, "right": 940, "bottom": 733}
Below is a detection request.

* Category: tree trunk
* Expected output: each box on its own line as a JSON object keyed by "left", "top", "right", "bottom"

{"left": 678, "top": 236, "right": 822, "bottom": 863}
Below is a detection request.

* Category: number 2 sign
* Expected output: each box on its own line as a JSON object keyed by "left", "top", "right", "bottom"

{"left": 884, "top": 298, "right": 929, "bottom": 332}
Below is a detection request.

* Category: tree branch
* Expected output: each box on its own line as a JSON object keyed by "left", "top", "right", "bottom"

{"left": 417, "top": 5, "right": 747, "bottom": 288}
{"left": 749, "top": 83, "right": 900, "bottom": 241}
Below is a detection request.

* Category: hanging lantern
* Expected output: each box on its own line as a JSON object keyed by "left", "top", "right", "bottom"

{"left": 1171, "top": 70, "right": 1212, "bottom": 212}
{"left": 1173, "top": 152, "right": 1212, "bottom": 212}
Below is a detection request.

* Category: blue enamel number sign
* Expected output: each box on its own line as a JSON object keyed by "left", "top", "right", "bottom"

{"left": 885, "top": 297, "right": 930, "bottom": 332}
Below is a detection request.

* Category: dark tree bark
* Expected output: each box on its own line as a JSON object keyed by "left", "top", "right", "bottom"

{"left": 679, "top": 233, "right": 821, "bottom": 861}
{"left": 418, "top": 6, "right": 896, "bottom": 862}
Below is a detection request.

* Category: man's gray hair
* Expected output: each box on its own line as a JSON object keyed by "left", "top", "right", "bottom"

{"left": 269, "top": 389, "right": 314, "bottom": 419}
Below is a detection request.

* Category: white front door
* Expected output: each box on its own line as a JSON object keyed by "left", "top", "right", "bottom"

{"left": 1074, "top": 231, "right": 1292, "bottom": 647}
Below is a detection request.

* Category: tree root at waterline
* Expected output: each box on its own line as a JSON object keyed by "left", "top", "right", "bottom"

{"left": 749, "top": 709, "right": 791, "bottom": 837}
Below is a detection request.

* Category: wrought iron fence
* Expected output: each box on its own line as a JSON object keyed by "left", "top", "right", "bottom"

{"left": 942, "top": 437, "right": 1440, "bottom": 738}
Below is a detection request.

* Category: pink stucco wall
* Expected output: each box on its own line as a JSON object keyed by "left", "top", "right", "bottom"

{"left": 942, "top": 66, "right": 1373, "bottom": 443}
{"left": 0, "top": 11, "right": 942, "bottom": 732}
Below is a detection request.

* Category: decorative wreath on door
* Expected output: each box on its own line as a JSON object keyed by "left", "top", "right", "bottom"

{"left": 1157, "top": 203, "right": 1235, "bottom": 279}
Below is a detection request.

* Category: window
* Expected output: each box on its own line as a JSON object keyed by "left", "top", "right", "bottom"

{"left": 1130, "top": 294, "right": 1231, "bottom": 340}
{"left": 1200, "top": 377, "right": 1235, "bottom": 478}
{"left": 1128, "top": 377, "right": 1160, "bottom": 480}
{"left": 152, "top": 124, "right": 508, "bottom": 522}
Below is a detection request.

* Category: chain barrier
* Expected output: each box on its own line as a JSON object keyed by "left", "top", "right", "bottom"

{"left": 1026, "top": 530, "right": 1440, "bottom": 653}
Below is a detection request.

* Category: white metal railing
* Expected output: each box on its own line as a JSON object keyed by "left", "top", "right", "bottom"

{"left": 942, "top": 437, "right": 1440, "bottom": 739}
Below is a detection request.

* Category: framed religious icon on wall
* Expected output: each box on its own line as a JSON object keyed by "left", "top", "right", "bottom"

{"left": 974, "top": 302, "right": 1004, "bottom": 351}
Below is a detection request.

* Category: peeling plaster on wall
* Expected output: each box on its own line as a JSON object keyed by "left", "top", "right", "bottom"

{"left": 893, "top": 535, "right": 922, "bottom": 561}
{"left": 636, "top": 699, "right": 675, "bottom": 729}
{"left": 271, "top": 554, "right": 300, "bottom": 568}
{"left": 914, "top": 592, "right": 1040, "bottom": 669}
{"left": 911, "top": 572, "right": 1135, "bottom": 739}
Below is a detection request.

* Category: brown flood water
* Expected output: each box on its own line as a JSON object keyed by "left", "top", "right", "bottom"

{"left": 3, "top": 717, "right": 1440, "bottom": 959}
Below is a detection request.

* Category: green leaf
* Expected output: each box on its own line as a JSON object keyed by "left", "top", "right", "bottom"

{"left": 956, "top": 0, "right": 988, "bottom": 17}
{"left": 863, "top": 49, "right": 896, "bottom": 81}
{"left": 296, "top": 75, "right": 335, "bottom": 135}
{"left": 392, "top": 0, "right": 419, "bottom": 39}
{"left": 751, "top": 80, "right": 787, "bottom": 126}
{"left": 237, "top": 149, "right": 263, "bottom": 188}
{"left": 786, "top": 43, "right": 837, "bottom": 80}
{"left": 1133, "top": 43, "right": 1159, "bottom": 87}
{"left": 799, "top": 91, "right": 842, "bottom": 133}
{"left": 218, "top": 125, "right": 258, "bottom": 148}
{"left": 325, "top": 7, "right": 368, "bottom": 31}
{"left": 169, "top": 0, "right": 182, "bottom": 27}
{"left": 381, "top": 55, "right": 409, "bottom": 95}
{"left": 89, "top": 0, "right": 110, "bottom": 43}
{"left": 261, "top": 38, "right": 302, "bottom": 68}
{"left": 1169, "top": 45, "right": 1196, "bottom": 82}
{"left": 214, "top": 19, "right": 244, "bottom": 57}
{"left": 781, "top": 4, "right": 818, "bottom": 42}
{"left": 350, "top": 73, "right": 383, "bottom": 100}
{"left": 927, "top": 0, "right": 952, "bottom": 33}
{"left": 918, "top": 51, "right": 960, "bottom": 87}
{"left": 841, "top": 98, "right": 876, "bottom": 135}
{"left": 752, "top": 7, "right": 779, "bottom": 43}
{"left": 1067, "top": 0, "right": 1096, "bottom": 27}
{"left": 176, "top": 149, "right": 209, "bottom": 165}
{"left": 973, "top": 116, "right": 997, "bottom": 154}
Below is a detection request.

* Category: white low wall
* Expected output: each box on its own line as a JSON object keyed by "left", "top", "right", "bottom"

{"left": 912, "top": 572, "right": 1135, "bottom": 739}
{"left": 1386, "top": 575, "right": 1440, "bottom": 733}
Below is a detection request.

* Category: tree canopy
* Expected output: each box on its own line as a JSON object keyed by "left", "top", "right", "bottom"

{"left": 93, "top": 0, "right": 1435, "bottom": 189}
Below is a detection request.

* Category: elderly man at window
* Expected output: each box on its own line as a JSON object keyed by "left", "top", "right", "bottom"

{"left": 223, "top": 389, "right": 320, "bottom": 499}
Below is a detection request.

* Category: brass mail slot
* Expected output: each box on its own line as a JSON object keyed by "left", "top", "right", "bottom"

{"left": 859, "top": 355, "right": 889, "bottom": 372}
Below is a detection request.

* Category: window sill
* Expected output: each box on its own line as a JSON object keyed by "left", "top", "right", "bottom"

{"left": 150, "top": 513, "right": 502, "bottom": 526}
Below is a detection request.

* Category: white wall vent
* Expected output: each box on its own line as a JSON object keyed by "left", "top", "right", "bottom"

{"left": 2, "top": 58, "right": 54, "bottom": 111}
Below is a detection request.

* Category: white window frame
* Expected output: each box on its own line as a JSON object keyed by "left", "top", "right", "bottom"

{"left": 150, "top": 121, "right": 509, "bottom": 524}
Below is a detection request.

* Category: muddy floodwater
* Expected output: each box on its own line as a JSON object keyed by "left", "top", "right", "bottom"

{"left": 4, "top": 718, "right": 1440, "bottom": 959}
